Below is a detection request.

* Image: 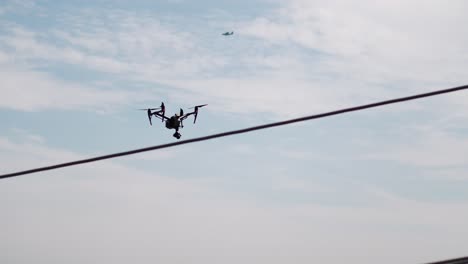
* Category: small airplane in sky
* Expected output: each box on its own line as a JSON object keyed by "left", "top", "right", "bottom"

{"left": 222, "top": 31, "right": 234, "bottom": 36}
{"left": 139, "top": 102, "right": 207, "bottom": 139}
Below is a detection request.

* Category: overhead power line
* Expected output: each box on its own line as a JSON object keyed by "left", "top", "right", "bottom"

{"left": 425, "top": 256, "right": 468, "bottom": 264}
{"left": 1, "top": 84, "right": 468, "bottom": 180}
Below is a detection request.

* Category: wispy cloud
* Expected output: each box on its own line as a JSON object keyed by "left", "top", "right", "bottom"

{"left": 2, "top": 2, "right": 468, "bottom": 263}
{"left": 0, "top": 68, "right": 155, "bottom": 112}
{"left": 241, "top": 0, "right": 468, "bottom": 85}
{"left": 364, "top": 129, "right": 468, "bottom": 170}
{"left": 3, "top": 2, "right": 467, "bottom": 117}
{"left": 0, "top": 0, "right": 37, "bottom": 16}
{"left": 1, "top": 131, "right": 468, "bottom": 264}
{"left": 2, "top": 145, "right": 468, "bottom": 264}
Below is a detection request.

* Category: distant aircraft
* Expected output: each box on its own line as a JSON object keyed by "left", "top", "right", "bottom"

{"left": 222, "top": 31, "right": 234, "bottom": 36}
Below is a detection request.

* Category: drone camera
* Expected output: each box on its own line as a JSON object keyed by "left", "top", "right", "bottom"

{"left": 173, "top": 132, "right": 182, "bottom": 139}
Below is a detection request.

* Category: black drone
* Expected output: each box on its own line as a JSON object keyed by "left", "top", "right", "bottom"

{"left": 139, "top": 102, "right": 207, "bottom": 139}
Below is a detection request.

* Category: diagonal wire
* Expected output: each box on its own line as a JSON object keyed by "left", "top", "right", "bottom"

{"left": 1, "top": 84, "right": 468, "bottom": 180}
{"left": 425, "top": 256, "right": 468, "bottom": 264}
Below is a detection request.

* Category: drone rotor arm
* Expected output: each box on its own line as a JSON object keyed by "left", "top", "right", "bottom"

{"left": 187, "top": 104, "right": 207, "bottom": 124}
{"left": 180, "top": 112, "right": 194, "bottom": 121}
{"left": 153, "top": 112, "right": 170, "bottom": 121}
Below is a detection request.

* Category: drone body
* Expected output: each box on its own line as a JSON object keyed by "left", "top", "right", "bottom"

{"left": 140, "top": 102, "right": 207, "bottom": 139}
{"left": 222, "top": 31, "right": 234, "bottom": 36}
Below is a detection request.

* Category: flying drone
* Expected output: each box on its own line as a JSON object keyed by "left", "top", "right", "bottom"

{"left": 222, "top": 31, "right": 234, "bottom": 36}
{"left": 139, "top": 102, "right": 208, "bottom": 139}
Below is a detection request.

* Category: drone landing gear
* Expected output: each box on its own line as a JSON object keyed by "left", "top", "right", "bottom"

{"left": 173, "top": 132, "right": 182, "bottom": 139}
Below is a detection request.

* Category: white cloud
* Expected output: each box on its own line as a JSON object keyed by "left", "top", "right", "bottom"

{"left": 0, "top": 0, "right": 37, "bottom": 16}
{"left": 9, "top": 128, "right": 46, "bottom": 144}
{"left": 229, "top": 144, "right": 255, "bottom": 155}
{"left": 0, "top": 11, "right": 359, "bottom": 117}
{"left": 1, "top": 27, "right": 130, "bottom": 74}
{"left": 2, "top": 1, "right": 468, "bottom": 119}
{"left": 269, "top": 174, "right": 332, "bottom": 193}
{"left": 4, "top": 4, "right": 467, "bottom": 118}
{"left": 366, "top": 129, "right": 468, "bottom": 170}
{"left": 241, "top": 0, "right": 468, "bottom": 86}
{"left": 162, "top": 77, "right": 353, "bottom": 118}
{"left": 0, "top": 50, "right": 10, "bottom": 64}
{"left": 1, "top": 131, "right": 468, "bottom": 264}
{"left": 1, "top": 13, "right": 221, "bottom": 78}
{"left": 0, "top": 68, "right": 153, "bottom": 112}
{"left": 2, "top": 3, "right": 468, "bottom": 263}
{"left": 0, "top": 136, "right": 83, "bottom": 173}
{"left": 160, "top": 1, "right": 468, "bottom": 118}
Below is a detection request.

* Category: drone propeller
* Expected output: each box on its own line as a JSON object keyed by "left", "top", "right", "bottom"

{"left": 137, "top": 108, "right": 157, "bottom": 126}
{"left": 189, "top": 104, "right": 208, "bottom": 110}
{"left": 138, "top": 103, "right": 165, "bottom": 125}
{"left": 189, "top": 104, "right": 208, "bottom": 124}
{"left": 138, "top": 108, "right": 160, "bottom": 111}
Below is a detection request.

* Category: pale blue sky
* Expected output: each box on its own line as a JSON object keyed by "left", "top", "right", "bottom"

{"left": 1, "top": 1, "right": 468, "bottom": 263}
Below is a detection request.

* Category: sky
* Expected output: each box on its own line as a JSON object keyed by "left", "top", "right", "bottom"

{"left": 1, "top": 0, "right": 468, "bottom": 263}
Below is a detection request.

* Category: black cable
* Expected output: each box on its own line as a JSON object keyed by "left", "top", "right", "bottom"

{"left": 425, "top": 256, "right": 468, "bottom": 264}
{"left": 1, "top": 84, "right": 468, "bottom": 180}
